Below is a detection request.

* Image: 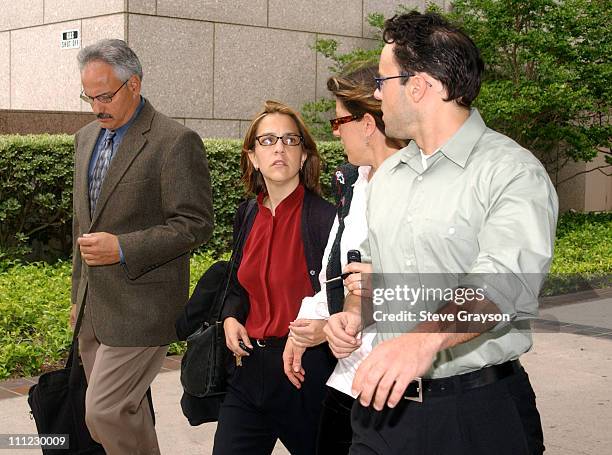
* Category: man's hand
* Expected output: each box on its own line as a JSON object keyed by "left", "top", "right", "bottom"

{"left": 343, "top": 262, "right": 372, "bottom": 297}
{"left": 351, "top": 292, "right": 498, "bottom": 410}
{"left": 69, "top": 305, "right": 77, "bottom": 330}
{"left": 282, "top": 338, "right": 306, "bottom": 389}
{"left": 77, "top": 232, "right": 120, "bottom": 266}
{"left": 223, "top": 317, "right": 252, "bottom": 357}
{"left": 352, "top": 332, "right": 442, "bottom": 410}
{"left": 288, "top": 319, "right": 327, "bottom": 348}
{"left": 324, "top": 311, "right": 362, "bottom": 358}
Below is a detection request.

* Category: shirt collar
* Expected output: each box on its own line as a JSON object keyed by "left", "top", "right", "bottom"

{"left": 357, "top": 166, "right": 371, "bottom": 183}
{"left": 439, "top": 108, "right": 487, "bottom": 168}
{"left": 257, "top": 183, "right": 305, "bottom": 217}
{"left": 103, "top": 96, "right": 146, "bottom": 141}
{"left": 394, "top": 108, "right": 487, "bottom": 171}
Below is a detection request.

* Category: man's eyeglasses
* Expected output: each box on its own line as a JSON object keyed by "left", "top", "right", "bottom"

{"left": 330, "top": 114, "right": 363, "bottom": 131}
{"left": 80, "top": 79, "right": 129, "bottom": 105}
{"left": 374, "top": 74, "right": 432, "bottom": 91}
{"left": 255, "top": 134, "right": 303, "bottom": 146}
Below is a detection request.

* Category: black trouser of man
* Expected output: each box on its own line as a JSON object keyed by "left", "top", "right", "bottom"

{"left": 316, "top": 386, "right": 355, "bottom": 455}
{"left": 213, "top": 341, "right": 335, "bottom": 455}
{"left": 349, "top": 365, "right": 544, "bottom": 455}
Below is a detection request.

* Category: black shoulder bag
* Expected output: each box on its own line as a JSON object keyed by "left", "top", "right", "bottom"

{"left": 178, "top": 199, "right": 256, "bottom": 425}
{"left": 27, "top": 303, "right": 105, "bottom": 454}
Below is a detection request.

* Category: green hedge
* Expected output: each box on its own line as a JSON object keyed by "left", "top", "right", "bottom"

{"left": 543, "top": 211, "right": 612, "bottom": 295}
{"left": 0, "top": 135, "right": 346, "bottom": 261}
{"left": 0, "top": 135, "right": 74, "bottom": 261}
{"left": 0, "top": 252, "right": 217, "bottom": 380}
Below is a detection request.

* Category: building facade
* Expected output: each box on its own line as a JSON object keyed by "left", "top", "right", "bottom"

{"left": 0, "top": 0, "right": 444, "bottom": 137}
{"left": 0, "top": 0, "right": 609, "bottom": 210}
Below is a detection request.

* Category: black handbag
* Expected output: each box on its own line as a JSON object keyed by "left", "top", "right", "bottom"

{"left": 27, "top": 303, "right": 105, "bottom": 454}
{"left": 180, "top": 317, "right": 229, "bottom": 397}
{"left": 177, "top": 199, "right": 256, "bottom": 424}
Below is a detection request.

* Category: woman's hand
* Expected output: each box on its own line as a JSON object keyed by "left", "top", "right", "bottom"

{"left": 343, "top": 262, "right": 373, "bottom": 297}
{"left": 288, "top": 319, "right": 327, "bottom": 348}
{"left": 223, "top": 317, "right": 252, "bottom": 356}
{"left": 282, "top": 337, "right": 306, "bottom": 389}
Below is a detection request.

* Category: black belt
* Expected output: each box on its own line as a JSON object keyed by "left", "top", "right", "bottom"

{"left": 403, "top": 360, "right": 523, "bottom": 402}
{"left": 253, "top": 336, "right": 288, "bottom": 348}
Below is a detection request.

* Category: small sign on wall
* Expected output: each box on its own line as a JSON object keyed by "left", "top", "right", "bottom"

{"left": 61, "top": 30, "right": 80, "bottom": 49}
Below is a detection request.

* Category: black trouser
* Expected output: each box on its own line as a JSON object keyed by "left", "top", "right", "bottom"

{"left": 212, "top": 342, "right": 335, "bottom": 455}
{"left": 316, "top": 386, "right": 355, "bottom": 455}
{"left": 349, "top": 367, "right": 544, "bottom": 455}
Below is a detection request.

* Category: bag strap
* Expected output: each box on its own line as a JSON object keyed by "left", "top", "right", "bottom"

{"left": 211, "top": 199, "right": 257, "bottom": 321}
{"left": 65, "top": 299, "right": 87, "bottom": 372}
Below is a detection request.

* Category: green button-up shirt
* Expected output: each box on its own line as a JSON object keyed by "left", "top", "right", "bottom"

{"left": 362, "top": 109, "right": 558, "bottom": 378}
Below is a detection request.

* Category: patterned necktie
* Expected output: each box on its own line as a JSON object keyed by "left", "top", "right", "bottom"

{"left": 89, "top": 130, "right": 116, "bottom": 216}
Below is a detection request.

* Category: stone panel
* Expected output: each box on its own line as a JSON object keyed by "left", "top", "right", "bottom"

{"left": 0, "top": 32, "right": 9, "bottom": 108}
{"left": 554, "top": 160, "right": 587, "bottom": 212}
{"left": 268, "top": 0, "right": 362, "bottom": 36}
{"left": 239, "top": 120, "right": 252, "bottom": 138}
{"left": 185, "top": 119, "right": 241, "bottom": 139}
{"left": 80, "top": 15, "right": 127, "bottom": 112}
{"left": 44, "top": 0, "right": 124, "bottom": 24}
{"left": 315, "top": 34, "right": 379, "bottom": 100}
{"left": 81, "top": 15, "right": 126, "bottom": 47}
{"left": 584, "top": 154, "right": 612, "bottom": 211}
{"left": 156, "top": 0, "right": 267, "bottom": 27}
{"left": 0, "top": 1, "right": 44, "bottom": 31}
{"left": 128, "top": 0, "right": 157, "bottom": 15}
{"left": 214, "top": 24, "right": 316, "bottom": 119}
{"left": 128, "top": 15, "right": 214, "bottom": 118}
{"left": 11, "top": 21, "right": 82, "bottom": 111}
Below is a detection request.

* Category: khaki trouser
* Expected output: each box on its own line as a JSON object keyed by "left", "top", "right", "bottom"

{"left": 78, "top": 304, "right": 168, "bottom": 455}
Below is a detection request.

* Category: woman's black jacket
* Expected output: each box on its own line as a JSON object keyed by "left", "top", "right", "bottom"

{"left": 221, "top": 189, "right": 335, "bottom": 324}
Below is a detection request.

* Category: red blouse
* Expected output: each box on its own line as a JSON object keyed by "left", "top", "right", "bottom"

{"left": 238, "top": 184, "right": 313, "bottom": 339}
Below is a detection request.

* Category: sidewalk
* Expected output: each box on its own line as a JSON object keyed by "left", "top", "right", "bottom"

{"left": 1, "top": 291, "right": 611, "bottom": 454}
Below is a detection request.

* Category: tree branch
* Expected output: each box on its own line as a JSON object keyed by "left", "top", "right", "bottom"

{"left": 556, "top": 165, "right": 612, "bottom": 185}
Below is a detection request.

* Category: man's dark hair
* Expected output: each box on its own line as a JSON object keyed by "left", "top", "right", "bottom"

{"left": 383, "top": 11, "right": 484, "bottom": 108}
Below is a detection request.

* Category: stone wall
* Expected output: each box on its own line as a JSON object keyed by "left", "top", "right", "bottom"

{"left": 0, "top": 0, "right": 441, "bottom": 137}
{"left": 1, "top": 0, "right": 608, "bottom": 211}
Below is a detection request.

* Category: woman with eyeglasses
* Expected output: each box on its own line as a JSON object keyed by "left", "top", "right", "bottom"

{"left": 281, "top": 66, "right": 407, "bottom": 454}
{"left": 212, "top": 100, "right": 337, "bottom": 455}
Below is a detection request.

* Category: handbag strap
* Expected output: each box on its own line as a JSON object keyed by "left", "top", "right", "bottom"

{"left": 211, "top": 199, "right": 256, "bottom": 321}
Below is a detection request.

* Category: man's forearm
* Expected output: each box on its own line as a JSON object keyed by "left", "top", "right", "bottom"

{"left": 413, "top": 295, "right": 502, "bottom": 352}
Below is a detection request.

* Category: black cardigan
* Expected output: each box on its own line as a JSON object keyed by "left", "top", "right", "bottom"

{"left": 221, "top": 189, "right": 335, "bottom": 324}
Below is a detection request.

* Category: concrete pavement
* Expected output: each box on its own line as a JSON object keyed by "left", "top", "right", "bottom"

{"left": 1, "top": 293, "right": 611, "bottom": 454}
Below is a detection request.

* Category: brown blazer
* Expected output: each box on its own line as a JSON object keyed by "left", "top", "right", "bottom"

{"left": 71, "top": 100, "right": 214, "bottom": 347}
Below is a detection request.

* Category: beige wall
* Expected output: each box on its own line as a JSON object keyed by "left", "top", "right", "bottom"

{"left": 1, "top": 0, "right": 435, "bottom": 127}
{"left": 0, "top": 32, "right": 9, "bottom": 108}
{"left": 554, "top": 160, "right": 588, "bottom": 213}
{"left": 549, "top": 152, "right": 612, "bottom": 213}
{"left": 11, "top": 20, "right": 83, "bottom": 111}
{"left": 0, "top": 0, "right": 608, "bottom": 211}
{"left": 584, "top": 154, "right": 612, "bottom": 211}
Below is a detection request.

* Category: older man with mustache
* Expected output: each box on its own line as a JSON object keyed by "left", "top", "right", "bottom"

{"left": 71, "top": 39, "right": 213, "bottom": 454}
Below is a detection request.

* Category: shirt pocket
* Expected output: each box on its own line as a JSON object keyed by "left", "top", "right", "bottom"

{"left": 415, "top": 219, "right": 479, "bottom": 272}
